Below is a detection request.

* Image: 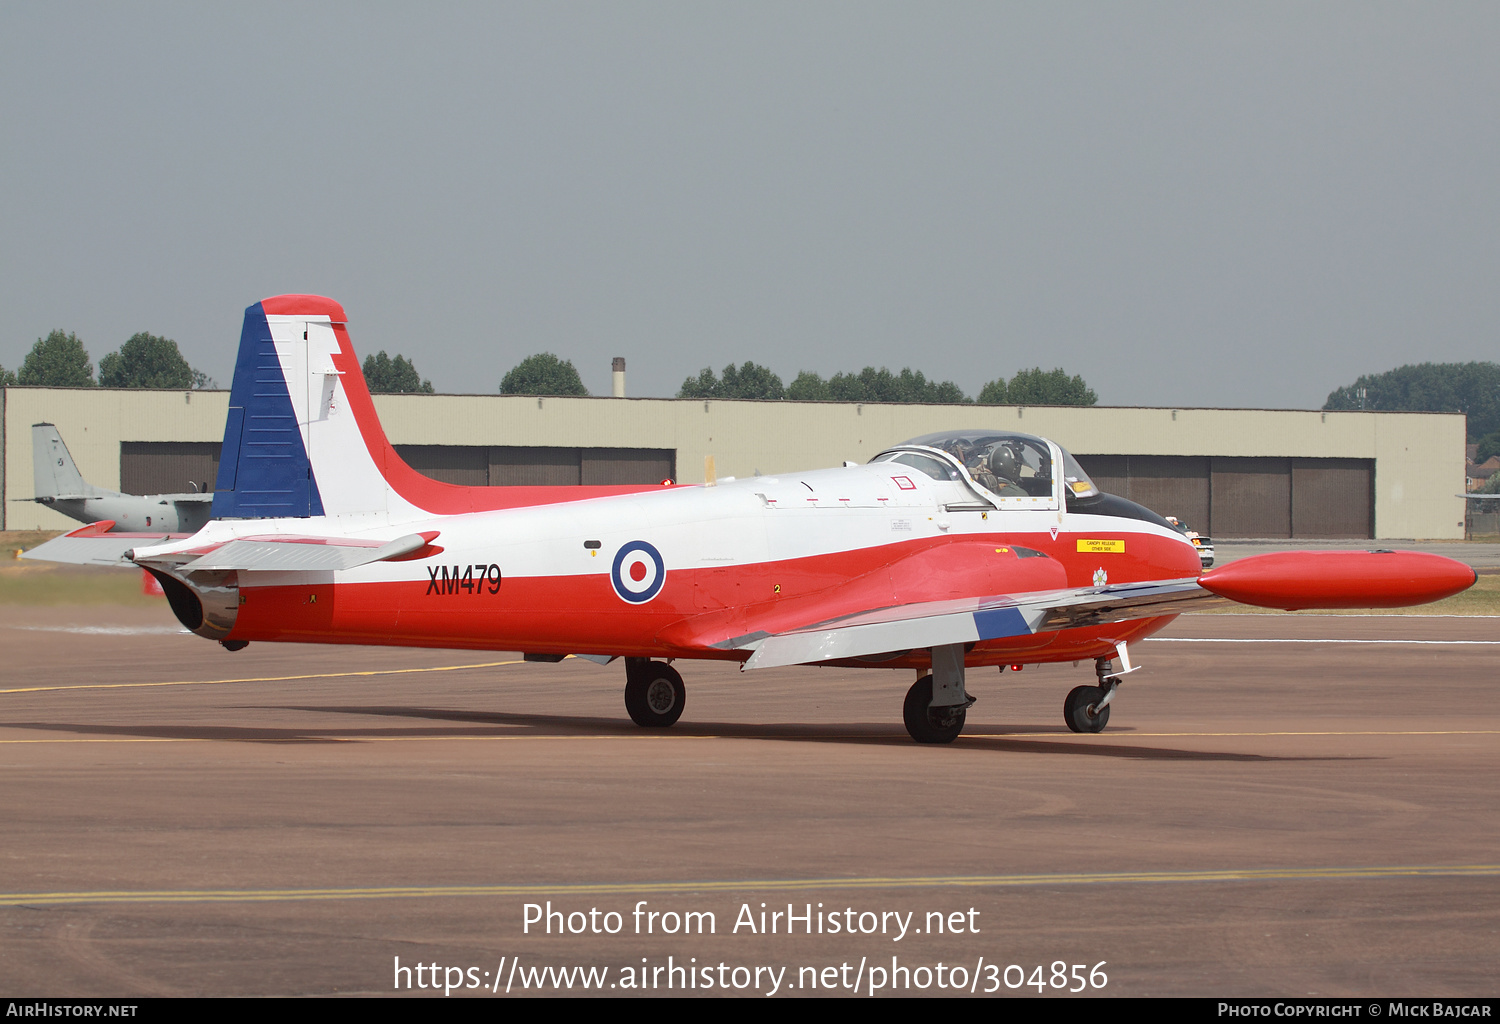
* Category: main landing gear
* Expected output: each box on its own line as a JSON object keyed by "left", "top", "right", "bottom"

{"left": 623, "top": 658, "right": 685, "bottom": 728}
{"left": 904, "top": 676, "right": 971, "bottom": 744}
{"left": 1063, "top": 642, "right": 1138, "bottom": 734}
{"left": 903, "top": 643, "right": 975, "bottom": 745}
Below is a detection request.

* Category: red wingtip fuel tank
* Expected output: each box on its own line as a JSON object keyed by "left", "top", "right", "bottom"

{"left": 1198, "top": 550, "right": 1477, "bottom": 610}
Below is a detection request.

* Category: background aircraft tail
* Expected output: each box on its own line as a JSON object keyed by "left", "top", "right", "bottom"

{"left": 31, "top": 423, "right": 99, "bottom": 500}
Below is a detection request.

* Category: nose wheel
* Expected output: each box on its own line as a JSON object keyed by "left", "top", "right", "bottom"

{"left": 624, "top": 659, "right": 685, "bottom": 728}
{"left": 1063, "top": 684, "right": 1111, "bottom": 733}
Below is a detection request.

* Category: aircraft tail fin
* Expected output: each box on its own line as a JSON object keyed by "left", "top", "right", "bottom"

{"left": 31, "top": 423, "right": 98, "bottom": 500}
{"left": 209, "top": 294, "right": 665, "bottom": 523}
{"left": 212, "top": 295, "right": 405, "bottom": 520}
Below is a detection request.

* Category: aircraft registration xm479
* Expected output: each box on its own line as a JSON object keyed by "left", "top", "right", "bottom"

{"left": 26, "top": 295, "right": 1477, "bottom": 743}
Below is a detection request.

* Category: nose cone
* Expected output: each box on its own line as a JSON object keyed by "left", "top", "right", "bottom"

{"left": 1199, "top": 550, "right": 1477, "bottom": 610}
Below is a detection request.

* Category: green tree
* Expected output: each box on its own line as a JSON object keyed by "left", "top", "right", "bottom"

{"left": 786, "top": 370, "right": 830, "bottom": 401}
{"left": 0, "top": 363, "right": 15, "bottom": 387}
{"left": 362, "top": 351, "right": 434, "bottom": 394}
{"left": 18, "top": 330, "right": 94, "bottom": 386}
{"left": 677, "top": 361, "right": 785, "bottom": 400}
{"left": 976, "top": 378, "right": 1008, "bottom": 404}
{"left": 1002, "top": 367, "right": 1098, "bottom": 406}
{"left": 698, "top": 363, "right": 969, "bottom": 403}
{"left": 1475, "top": 430, "right": 1500, "bottom": 465}
{"left": 500, "top": 353, "right": 589, "bottom": 396}
{"left": 98, "top": 332, "right": 198, "bottom": 389}
{"left": 826, "top": 366, "right": 970, "bottom": 404}
{"left": 1324, "top": 362, "right": 1500, "bottom": 440}
{"left": 928, "top": 379, "right": 969, "bottom": 404}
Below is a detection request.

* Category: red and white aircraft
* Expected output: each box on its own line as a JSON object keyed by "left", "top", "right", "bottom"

{"left": 28, "top": 295, "right": 1477, "bottom": 743}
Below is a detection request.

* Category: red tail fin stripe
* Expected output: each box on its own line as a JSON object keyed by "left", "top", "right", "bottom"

{"left": 257, "top": 294, "right": 667, "bottom": 515}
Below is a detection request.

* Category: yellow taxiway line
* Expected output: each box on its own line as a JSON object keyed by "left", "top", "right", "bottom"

{"left": 0, "top": 729, "right": 1496, "bottom": 746}
{"left": 3, "top": 864, "right": 1498, "bottom": 906}
{"left": 0, "top": 659, "right": 530, "bottom": 695}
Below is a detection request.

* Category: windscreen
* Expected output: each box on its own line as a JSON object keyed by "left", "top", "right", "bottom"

{"left": 892, "top": 430, "right": 1099, "bottom": 500}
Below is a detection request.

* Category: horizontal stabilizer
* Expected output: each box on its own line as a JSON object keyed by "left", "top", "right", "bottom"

{"left": 11, "top": 494, "right": 97, "bottom": 503}
{"left": 742, "top": 578, "right": 1210, "bottom": 669}
{"left": 21, "top": 521, "right": 179, "bottom": 567}
{"left": 174, "top": 532, "right": 438, "bottom": 573}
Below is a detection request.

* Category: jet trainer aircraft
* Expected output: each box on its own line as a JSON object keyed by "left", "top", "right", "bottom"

{"left": 20, "top": 423, "right": 213, "bottom": 534}
{"left": 25, "top": 295, "right": 1477, "bottom": 743}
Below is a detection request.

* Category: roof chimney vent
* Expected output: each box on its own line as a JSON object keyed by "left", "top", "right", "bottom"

{"left": 612, "top": 357, "right": 626, "bottom": 398}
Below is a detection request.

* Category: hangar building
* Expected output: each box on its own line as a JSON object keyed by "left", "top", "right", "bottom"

{"left": 1, "top": 386, "right": 1467, "bottom": 540}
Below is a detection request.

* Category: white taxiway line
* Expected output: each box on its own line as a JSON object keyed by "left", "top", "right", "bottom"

{"left": 3, "top": 624, "right": 190, "bottom": 635}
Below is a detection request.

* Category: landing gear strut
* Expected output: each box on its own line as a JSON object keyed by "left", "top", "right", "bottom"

{"left": 623, "top": 658, "right": 685, "bottom": 728}
{"left": 1063, "top": 643, "right": 1136, "bottom": 734}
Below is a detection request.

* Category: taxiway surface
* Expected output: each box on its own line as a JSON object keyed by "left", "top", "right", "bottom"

{"left": 1, "top": 604, "right": 1496, "bottom": 997}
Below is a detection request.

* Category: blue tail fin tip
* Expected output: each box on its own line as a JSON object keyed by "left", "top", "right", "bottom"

{"left": 211, "top": 302, "right": 325, "bottom": 520}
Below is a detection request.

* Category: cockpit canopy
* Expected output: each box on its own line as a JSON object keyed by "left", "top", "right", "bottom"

{"left": 873, "top": 430, "right": 1100, "bottom": 503}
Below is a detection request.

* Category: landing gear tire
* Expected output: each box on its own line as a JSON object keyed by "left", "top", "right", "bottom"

{"left": 902, "top": 675, "right": 965, "bottom": 745}
{"left": 624, "top": 662, "right": 685, "bottom": 728}
{"left": 1064, "top": 684, "right": 1111, "bottom": 734}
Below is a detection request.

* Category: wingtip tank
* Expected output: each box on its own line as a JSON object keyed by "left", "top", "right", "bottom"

{"left": 1199, "top": 550, "right": 1477, "bottom": 610}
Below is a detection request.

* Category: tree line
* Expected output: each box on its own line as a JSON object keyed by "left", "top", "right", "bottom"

{"left": 488, "top": 354, "right": 1098, "bottom": 405}
{"left": 2, "top": 330, "right": 214, "bottom": 389}
{"left": 3, "top": 329, "right": 1097, "bottom": 406}
{"left": 1323, "top": 362, "right": 1500, "bottom": 446}
{"left": 679, "top": 363, "right": 1097, "bottom": 405}
{"left": 17, "top": 334, "right": 1494, "bottom": 429}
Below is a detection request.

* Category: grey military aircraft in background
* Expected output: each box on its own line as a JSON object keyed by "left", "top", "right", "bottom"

{"left": 20, "top": 423, "right": 213, "bottom": 534}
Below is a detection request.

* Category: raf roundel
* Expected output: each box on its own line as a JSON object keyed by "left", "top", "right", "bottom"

{"left": 611, "top": 541, "right": 666, "bottom": 604}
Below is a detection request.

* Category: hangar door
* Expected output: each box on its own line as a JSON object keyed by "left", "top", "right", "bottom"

{"left": 1074, "top": 456, "right": 1210, "bottom": 532}
{"left": 1074, "top": 455, "right": 1373, "bottom": 538}
{"left": 118, "top": 443, "right": 676, "bottom": 496}
{"left": 120, "top": 442, "right": 221, "bottom": 496}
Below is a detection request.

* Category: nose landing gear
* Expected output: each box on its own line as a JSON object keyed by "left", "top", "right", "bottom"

{"left": 1063, "top": 683, "right": 1112, "bottom": 733}
{"left": 1063, "top": 641, "right": 1137, "bottom": 734}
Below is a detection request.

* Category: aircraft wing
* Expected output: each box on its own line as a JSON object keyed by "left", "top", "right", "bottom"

{"left": 735, "top": 579, "right": 1215, "bottom": 670}
{"left": 733, "top": 549, "right": 1475, "bottom": 670}
{"left": 170, "top": 494, "right": 215, "bottom": 504}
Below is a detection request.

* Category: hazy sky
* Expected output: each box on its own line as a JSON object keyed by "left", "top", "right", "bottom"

{"left": 3, "top": 3, "right": 1497, "bottom": 406}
